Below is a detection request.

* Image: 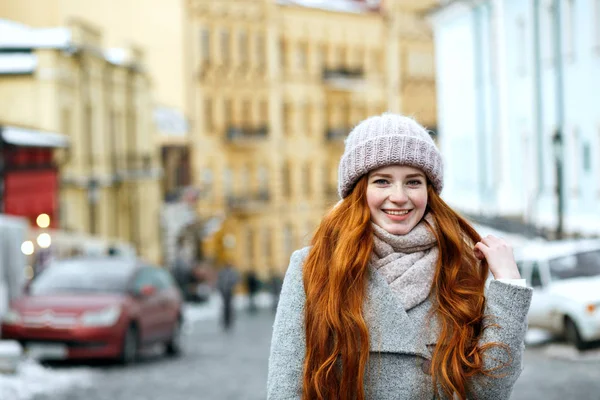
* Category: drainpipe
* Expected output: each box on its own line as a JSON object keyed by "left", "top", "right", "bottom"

{"left": 552, "top": 0, "right": 565, "bottom": 238}
{"left": 473, "top": 4, "right": 488, "bottom": 213}
{"left": 533, "top": 0, "right": 545, "bottom": 222}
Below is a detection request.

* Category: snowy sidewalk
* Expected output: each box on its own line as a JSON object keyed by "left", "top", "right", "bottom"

{"left": 0, "top": 359, "right": 95, "bottom": 400}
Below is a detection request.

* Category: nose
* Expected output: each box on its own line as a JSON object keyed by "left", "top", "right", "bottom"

{"left": 388, "top": 184, "right": 408, "bottom": 204}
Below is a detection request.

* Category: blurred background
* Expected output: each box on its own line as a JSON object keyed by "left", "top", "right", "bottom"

{"left": 0, "top": 0, "right": 599, "bottom": 399}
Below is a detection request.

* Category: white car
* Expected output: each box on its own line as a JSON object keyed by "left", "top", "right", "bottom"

{"left": 514, "top": 239, "right": 600, "bottom": 350}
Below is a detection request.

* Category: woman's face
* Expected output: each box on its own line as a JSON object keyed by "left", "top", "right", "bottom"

{"left": 366, "top": 165, "right": 428, "bottom": 235}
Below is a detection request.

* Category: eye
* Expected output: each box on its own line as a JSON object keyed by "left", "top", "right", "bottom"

{"left": 407, "top": 179, "right": 423, "bottom": 186}
{"left": 373, "top": 178, "right": 389, "bottom": 185}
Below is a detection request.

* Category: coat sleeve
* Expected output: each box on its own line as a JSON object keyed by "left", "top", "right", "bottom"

{"left": 468, "top": 280, "right": 533, "bottom": 399}
{"left": 267, "top": 248, "right": 309, "bottom": 400}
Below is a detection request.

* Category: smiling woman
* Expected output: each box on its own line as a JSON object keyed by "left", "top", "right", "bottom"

{"left": 267, "top": 113, "right": 533, "bottom": 400}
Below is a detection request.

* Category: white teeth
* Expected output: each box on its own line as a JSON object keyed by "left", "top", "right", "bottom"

{"left": 384, "top": 210, "right": 409, "bottom": 216}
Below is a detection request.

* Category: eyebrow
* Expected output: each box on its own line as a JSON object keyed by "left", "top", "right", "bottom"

{"left": 370, "top": 172, "right": 426, "bottom": 179}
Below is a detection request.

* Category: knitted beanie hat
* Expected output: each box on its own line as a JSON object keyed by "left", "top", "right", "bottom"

{"left": 338, "top": 113, "right": 443, "bottom": 198}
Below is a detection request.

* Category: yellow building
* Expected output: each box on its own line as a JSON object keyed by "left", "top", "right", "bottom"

{"left": 188, "top": 0, "right": 438, "bottom": 277}
{"left": 0, "top": 18, "right": 163, "bottom": 263}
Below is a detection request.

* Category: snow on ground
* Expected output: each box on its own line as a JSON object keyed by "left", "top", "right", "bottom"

{"left": 183, "top": 292, "right": 274, "bottom": 326}
{"left": 0, "top": 358, "right": 95, "bottom": 400}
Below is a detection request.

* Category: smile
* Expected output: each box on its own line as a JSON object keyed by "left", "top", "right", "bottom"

{"left": 383, "top": 210, "right": 410, "bottom": 216}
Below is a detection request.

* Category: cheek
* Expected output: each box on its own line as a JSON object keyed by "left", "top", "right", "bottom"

{"left": 412, "top": 190, "right": 428, "bottom": 210}
{"left": 366, "top": 189, "right": 384, "bottom": 211}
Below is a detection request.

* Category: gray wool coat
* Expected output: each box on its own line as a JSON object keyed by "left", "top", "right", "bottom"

{"left": 267, "top": 247, "right": 533, "bottom": 400}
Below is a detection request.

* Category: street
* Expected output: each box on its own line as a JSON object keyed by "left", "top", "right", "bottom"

{"left": 22, "top": 305, "right": 600, "bottom": 400}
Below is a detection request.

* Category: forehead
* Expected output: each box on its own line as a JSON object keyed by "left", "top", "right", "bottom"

{"left": 368, "top": 165, "right": 425, "bottom": 177}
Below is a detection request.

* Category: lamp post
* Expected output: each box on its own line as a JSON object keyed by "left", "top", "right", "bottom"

{"left": 87, "top": 177, "right": 99, "bottom": 235}
{"left": 551, "top": 129, "right": 564, "bottom": 239}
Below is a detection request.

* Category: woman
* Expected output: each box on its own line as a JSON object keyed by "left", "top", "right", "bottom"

{"left": 267, "top": 114, "right": 532, "bottom": 400}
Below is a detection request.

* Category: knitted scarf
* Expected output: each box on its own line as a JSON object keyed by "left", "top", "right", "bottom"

{"left": 370, "top": 215, "right": 439, "bottom": 311}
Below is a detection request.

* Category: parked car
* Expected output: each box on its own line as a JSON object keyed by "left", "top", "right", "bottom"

{"left": 514, "top": 239, "right": 600, "bottom": 350}
{"left": 1, "top": 257, "right": 183, "bottom": 364}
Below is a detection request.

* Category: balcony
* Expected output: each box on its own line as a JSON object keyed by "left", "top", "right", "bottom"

{"left": 322, "top": 68, "right": 365, "bottom": 91}
{"left": 225, "top": 125, "right": 269, "bottom": 145}
{"left": 226, "top": 191, "right": 270, "bottom": 214}
{"left": 325, "top": 127, "right": 350, "bottom": 142}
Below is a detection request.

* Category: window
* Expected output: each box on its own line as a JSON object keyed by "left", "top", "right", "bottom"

{"left": 283, "top": 224, "right": 294, "bottom": 259}
{"left": 564, "top": 0, "right": 575, "bottom": 61}
{"left": 260, "top": 99, "right": 269, "bottom": 124}
{"left": 283, "top": 103, "right": 292, "bottom": 135}
{"left": 303, "top": 163, "right": 311, "bottom": 197}
{"left": 155, "top": 269, "right": 176, "bottom": 290}
{"left": 221, "top": 30, "right": 230, "bottom": 62}
{"left": 204, "top": 98, "right": 213, "bottom": 132}
{"left": 279, "top": 39, "right": 287, "bottom": 69}
{"left": 246, "top": 227, "right": 254, "bottom": 267}
{"left": 263, "top": 227, "right": 272, "bottom": 266}
{"left": 256, "top": 33, "right": 265, "bottom": 66}
{"left": 544, "top": 1, "right": 556, "bottom": 65}
{"left": 242, "top": 98, "right": 252, "bottom": 126}
{"left": 258, "top": 165, "right": 269, "bottom": 194}
{"left": 583, "top": 142, "right": 591, "bottom": 172}
{"left": 297, "top": 42, "right": 307, "bottom": 70}
{"left": 595, "top": 0, "right": 600, "bottom": 49}
{"left": 282, "top": 161, "right": 292, "bottom": 198}
{"left": 223, "top": 167, "right": 233, "bottom": 196}
{"left": 238, "top": 30, "right": 248, "bottom": 65}
{"left": 201, "top": 29, "right": 210, "bottom": 63}
{"left": 132, "top": 268, "right": 161, "bottom": 293}
{"left": 516, "top": 17, "right": 527, "bottom": 75}
{"left": 223, "top": 98, "right": 232, "bottom": 127}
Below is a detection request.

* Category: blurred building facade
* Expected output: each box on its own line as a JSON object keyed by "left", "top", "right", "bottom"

{"left": 0, "top": 18, "right": 163, "bottom": 263}
{"left": 430, "top": 0, "right": 600, "bottom": 237}
{"left": 188, "top": 0, "right": 438, "bottom": 276}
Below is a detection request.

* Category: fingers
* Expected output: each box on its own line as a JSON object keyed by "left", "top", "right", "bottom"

{"left": 474, "top": 242, "right": 489, "bottom": 260}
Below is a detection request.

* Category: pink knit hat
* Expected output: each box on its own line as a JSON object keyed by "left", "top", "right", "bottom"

{"left": 338, "top": 113, "right": 443, "bottom": 198}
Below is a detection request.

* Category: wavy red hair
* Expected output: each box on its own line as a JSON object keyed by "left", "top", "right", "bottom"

{"left": 302, "top": 177, "right": 508, "bottom": 400}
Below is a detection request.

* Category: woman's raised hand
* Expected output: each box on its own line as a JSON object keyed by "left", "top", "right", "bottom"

{"left": 474, "top": 235, "right": 521, "bottom": 280}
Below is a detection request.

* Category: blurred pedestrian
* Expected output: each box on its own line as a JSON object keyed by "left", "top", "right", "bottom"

{"left": 267, "top": 114, "right": 532, "bottom": 400}
{"left": 217, "top": 264, "right": 239, "bottom": 331}
{"left": 245, "top": 270, "right": 260, "bottom": 314}
{"left": 269, "top": 269, "right": 283, "bottom": 314}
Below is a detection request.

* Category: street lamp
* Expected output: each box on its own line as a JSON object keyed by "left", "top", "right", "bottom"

{"left": 87, "top": 177, "right": 99, "bottom": 235}
{"left": 552, "top": 129, "right": 564, "bottom": 239}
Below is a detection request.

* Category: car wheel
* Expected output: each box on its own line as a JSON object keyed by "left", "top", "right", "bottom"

{"left": 564, "top": 317, "right": 587, "bottom": 351}
{"left": 119, "top": 324, "right": 139, "bottom": 365}
{"left": 165, "top": 318, "right": 183, "bottom": 357}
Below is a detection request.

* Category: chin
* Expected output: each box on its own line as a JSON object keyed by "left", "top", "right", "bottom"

{"left": 381, "top": 222, "right": 414, "bottom": 236}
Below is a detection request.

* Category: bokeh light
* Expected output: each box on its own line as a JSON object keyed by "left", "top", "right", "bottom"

{"left": 21, "top": 241, "right": 34, "bottom": 255}
{"left": 37, "top": 233, "right": 52, "bottom": 248}
{"left": 36, "top": 213, "right": 50, "bottom": 228}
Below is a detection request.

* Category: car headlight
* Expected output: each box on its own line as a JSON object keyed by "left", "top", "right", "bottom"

{"left": 2, "top": 309, "right": 21, "bottom": 325}
{"left": 80, "top": 305, "right": 122, "bottom": 327}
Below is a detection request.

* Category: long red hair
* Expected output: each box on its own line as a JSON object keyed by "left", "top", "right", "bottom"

{"left": 302, "top": 177, "right": 507, "bottom": 399}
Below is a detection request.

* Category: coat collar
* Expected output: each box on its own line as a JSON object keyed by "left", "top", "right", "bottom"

{"left": 364, "top": 267, "right": 439, "bottom": 359}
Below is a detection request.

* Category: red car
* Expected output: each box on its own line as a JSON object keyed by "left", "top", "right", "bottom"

{"left": 1, "top": 257, "right": 183, "bottom": 364}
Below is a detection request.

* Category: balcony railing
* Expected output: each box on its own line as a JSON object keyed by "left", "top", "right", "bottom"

{"left": 226, "top": 125, "right": 269, "bottom": 143}
{"left": 322, "top": 68, "right": 365, "bottom": 90}
{"left": 326, "top": 127, "right": 350, "bottom": 142}
{"left": 226, "top": 191, "right": 270, "bottom": 213}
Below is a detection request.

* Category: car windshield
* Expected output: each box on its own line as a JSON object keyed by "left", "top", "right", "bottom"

{"left": 548, "top": 250, "right": 600, "bottom": 281}
{"left": 30, "top": 259, "right": 134, "bottom": 295}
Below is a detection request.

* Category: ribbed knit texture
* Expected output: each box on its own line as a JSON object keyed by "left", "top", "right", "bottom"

{"left": 370, "top": 215, "right": 438, "bottom": 311}
{"left": 338, "top": 113, "right": 443, "bottom": 198}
